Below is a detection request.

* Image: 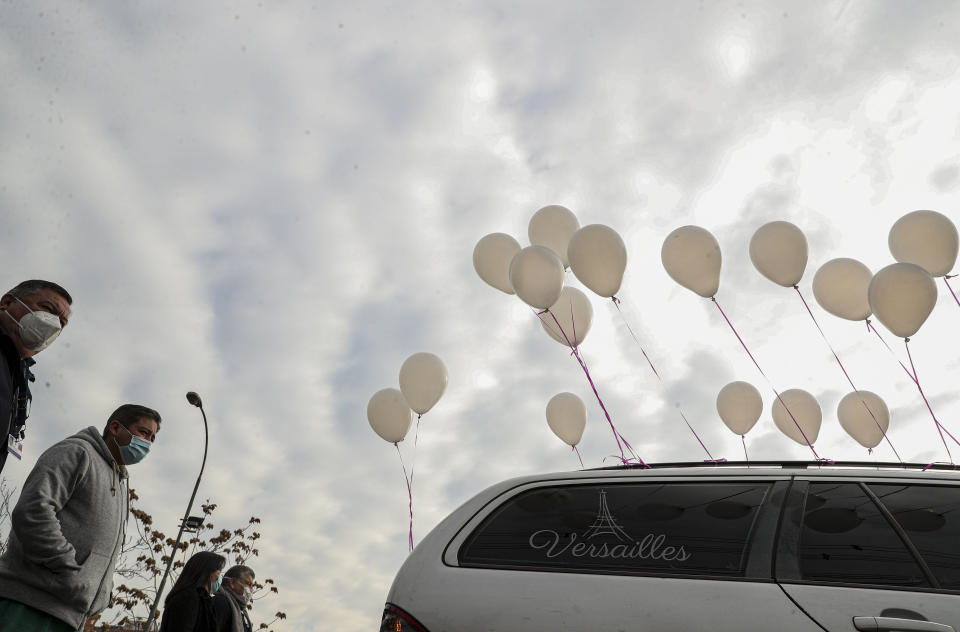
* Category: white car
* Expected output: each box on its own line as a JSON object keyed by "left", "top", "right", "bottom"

{"left": 380, "top": 462, "right": 960, "bottom": 632}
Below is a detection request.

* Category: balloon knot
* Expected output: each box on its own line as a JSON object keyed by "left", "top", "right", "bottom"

{"left": 710, "top": 296, "right": 717, "bottom": 302}
{"left": 537, "top": 308, "right": 549, "bottom": 315}
{"left": 611, "top": 296, "right": 621, "bottom": 305}
{"left": 793, "top": 285, "right": 799, "bottom": 290}
{"left": 904, "top": 337, "right": 911, "bottom": 343}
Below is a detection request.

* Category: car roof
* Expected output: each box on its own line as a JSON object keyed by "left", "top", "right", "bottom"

{"left": 492, "top": 460, "right": 960, "bottom": 488}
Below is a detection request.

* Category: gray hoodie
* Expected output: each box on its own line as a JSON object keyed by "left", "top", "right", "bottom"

{"left": 0, "top": 426, "right": 128, "bottom": 629}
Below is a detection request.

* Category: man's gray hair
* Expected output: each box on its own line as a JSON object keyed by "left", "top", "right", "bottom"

{"left": 6, "top": 280, "right": 73, "bottom": 305}
{"left": 224, "top": 565, "right": 256, "bottom": 582}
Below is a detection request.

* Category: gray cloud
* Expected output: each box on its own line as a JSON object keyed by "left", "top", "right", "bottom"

{"left": 3, "top": 2, "right": 960, "bottom": 630}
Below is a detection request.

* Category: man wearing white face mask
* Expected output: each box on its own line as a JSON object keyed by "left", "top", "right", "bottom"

{"left": 0, "top": 279, "right": 72, "bottom": 475}
{"left": 213, "top": 565, "right": 256, "bottom": 632}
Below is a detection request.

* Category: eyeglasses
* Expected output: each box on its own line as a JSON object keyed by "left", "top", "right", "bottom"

{"left": 230, "top": 577, "right": 255, "bottom": 589}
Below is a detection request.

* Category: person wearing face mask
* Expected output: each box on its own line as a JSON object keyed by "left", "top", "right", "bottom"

{"left": 0, "top": 279, "right": 72, "bottom": 475}
{"left": 160, "top": 551, "right": 226, "bottom": 632}
{"left": 0, "top": 404, "right": 160, "bottom": 632}
{"left": 213, "top": 565, "right": 256, "bottom": 632}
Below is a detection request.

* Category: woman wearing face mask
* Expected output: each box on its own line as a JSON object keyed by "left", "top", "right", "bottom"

{"left": 160, "top": 551, "right": 226, "bottom": 632}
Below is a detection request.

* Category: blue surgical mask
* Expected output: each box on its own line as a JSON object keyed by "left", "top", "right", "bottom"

{"left": 211, "top": 575, "right": 223, "bottom": 594}
{"left": 116, "top": 424, "right": 151, "bottom": 465}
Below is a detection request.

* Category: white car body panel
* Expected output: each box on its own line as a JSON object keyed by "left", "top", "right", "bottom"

{"left": 383, "top": 465, "right": 960, "bottom": 632}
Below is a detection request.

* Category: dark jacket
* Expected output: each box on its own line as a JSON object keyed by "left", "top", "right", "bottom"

{"left": 0, "top": 427, "right": 128, "bottom": 629}
{"left": 160, "top": 587, "right": 219, "bottom": 632}
{"left": 0, "top": 328, "right": 30, "bottom": 474}
{"left": 213, "top": 587, "right": 252, "bottom": 632}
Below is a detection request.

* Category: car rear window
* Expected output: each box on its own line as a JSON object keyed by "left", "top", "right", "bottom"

{"left": 459, "top": 482, "right": 770, "bottom": 577}
{"left": 870, "top": 483, "right": 960, "bottom": 590}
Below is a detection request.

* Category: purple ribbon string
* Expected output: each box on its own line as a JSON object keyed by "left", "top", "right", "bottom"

{"left": 867, "top": 321, "right": 960, "bottom": 461}
{"left": 866, "top": 320, "right": 914, "bottom": 376}
{"left": 711, "top": 297, "right": 823, "bottom": 461}
{"left": 945, "top": 275, "right": 960, "bottom": 309}
{"left": 793, "top": 287, "right": 903, "bottom": 464}
{"left": 395, "top": 443, "right": 414, "bottom": 552}
{"left": 573, "top": 445, "right": 585, "bottom": 468}
{"left": 409, "top": 414, "right": 422, "bottom": 489}
{"left": 905, "top": 339, "right": 956, "bottom": 463}
{"left": 538, "top": 308, "right": 647, "bottom": 467}
{"left": 923, "top": 461, "right": 960, "bottom": 472}
{"left": 611, "top": 297, "right": 719, "bottom": 461}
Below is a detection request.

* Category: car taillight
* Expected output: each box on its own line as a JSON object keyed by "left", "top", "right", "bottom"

{"left": 380, "top": 604, "right": 430, "bottom": 632}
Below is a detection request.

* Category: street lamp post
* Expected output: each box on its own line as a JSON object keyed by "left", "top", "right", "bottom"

{"left": 142, "top": 392, "right": 209, "bottom": 632}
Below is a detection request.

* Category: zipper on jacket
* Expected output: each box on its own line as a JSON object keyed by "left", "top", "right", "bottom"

{"left": 80, "top": 473, "right": 128, "bottom": 626}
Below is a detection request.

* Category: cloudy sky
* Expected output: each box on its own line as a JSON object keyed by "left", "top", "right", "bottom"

{"left": 2, "top": 1, "right": 960, "bottom": 629}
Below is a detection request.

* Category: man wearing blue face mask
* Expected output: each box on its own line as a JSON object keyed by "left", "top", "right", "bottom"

{"left": 0, "top": 404, "right": 160, "bottom": 632}
{"left": 0, "top": 279, "right": 73, "bottom": 475}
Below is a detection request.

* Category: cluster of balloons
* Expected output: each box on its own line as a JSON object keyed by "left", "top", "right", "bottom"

{"left": 716, "top": 381, "right": 890, "bottom": 451}
{"left": 814, "top": 210, "right": 958, "bottom": 337}
{"left": 467, "top": 204, "right": 957, "bottom": 465}
{"left": 367, "top": 352, "right": 448, "bottom": 444}
{"left": 674, "top": 210, "right": 956, "bottom": 454}
{"left": 473, "top": 205, "right": 628, "bottom": 329}
{"left": 661, "top": 211, "right": 958, "bottom": 336}
{"left": 473, "top": 205, "right": 632, "bottom": 457}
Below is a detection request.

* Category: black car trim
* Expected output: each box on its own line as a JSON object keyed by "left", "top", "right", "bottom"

{"left": 861, "top": 482, "right": 940, "bottom": 589}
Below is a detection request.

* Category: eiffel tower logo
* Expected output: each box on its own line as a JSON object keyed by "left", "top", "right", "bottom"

{"left": 582, "top": 489, "right": 632, "bottom": 541}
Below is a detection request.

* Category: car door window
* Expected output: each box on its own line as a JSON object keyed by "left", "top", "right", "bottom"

{"left": 798, "top": 483, "right": 929, "bottom": 587}
{"left": 459, "top": 482, "right": 770, "bottom": 577}
{"left": 870, "top": 483, "right": 960, "bottom": 589}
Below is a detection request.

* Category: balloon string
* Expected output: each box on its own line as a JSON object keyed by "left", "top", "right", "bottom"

{"left": 395, "top": 443, "right": 414, "bottom": 552}
{"left": 711, "top": 297, "right": 823, "bottom": 461}
{"left": 741, "top": 435, "right": 749, "bottom": 466}
{"left": 868, "top": 321, "right": 960, "bottom": 460}
{"left": 409, "top": 414, "right": 422, "bottom": 489}
{"left": 573, "top": 445, "right": 585, "bottom": 469}
{"left": 945, "top": 276, "right": 960, "bottom": 309}
{"left": 866, "top": 319, "right": 914, "bottom": 378}
{"left": 904, "top": 339, "right": 956, "bottom": 463}
{"left": 539, "top": 307, "right": 627, "bottom": 461}
{"left": 537, "top": 308, "right": 647, "bottom": 467}
{"left": 611, "top": 297, "right": 719, "bottom": 461}
{"left": 793, "top": 287, "right": 903, "bottom": 464}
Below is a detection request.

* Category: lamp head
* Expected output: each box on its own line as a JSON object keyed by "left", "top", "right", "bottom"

{"left": 186, "top": 392, "right": 203, "bottom": 408}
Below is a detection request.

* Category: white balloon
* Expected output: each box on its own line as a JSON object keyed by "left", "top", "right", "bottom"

{"left": 716, "top": 381, "right": 763, "bottom": 436}
{"left": 889, "top": 210, "right": 959, "bottom": 277}
{"left": 367, "top": 388, "right": 413, "bottom": 444}
{"left": 837, "top": 391, "right": 890, "bottom": 450}
{"left": 509, "top": 246, "right": 565, "bottom": 309}
{"left": 473, "top": 233, "right": 522, "bottom": 294}
{"left": 529, "top": 205, "right": 580, "bottom": 269}
{"left": 812, "top": 258, "right": 873, "bottom": 321}
{"left": 567, "top": 224, "right": 628, "bottom": 298}
{"left": 541, "top": 287, "right": 593, "bottom": 347}
{"left": 661, "top": 226, "right": 722, "bottom": 298}
{"left": 749, "top": 221, "right": 808, "bottom": 287}
{"left": 868, "top": 263, "right": 937, "bottom": 338}
{"left": 546, "top": 392, "right": 587, "bottom": 447}
{"left": 771, "top": 389, "right": 822, "bottom": 446}
{"left": 399, "top": 352, "right": 448, "bottom": 415}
